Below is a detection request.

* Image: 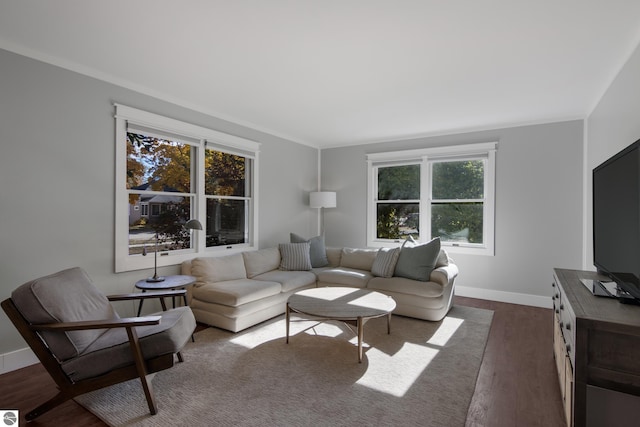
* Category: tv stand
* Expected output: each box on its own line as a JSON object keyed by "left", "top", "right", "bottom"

{"left": 553, "top": 269, "right": 640, "bottom": 427}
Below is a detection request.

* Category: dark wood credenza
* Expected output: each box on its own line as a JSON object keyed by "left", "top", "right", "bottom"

{"left": 552, "top": 269, "right": 640, "bottom": 427}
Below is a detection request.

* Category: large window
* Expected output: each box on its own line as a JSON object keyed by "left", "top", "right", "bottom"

{"left": 115, "top": 104, "right": 260, "bottom": 273}
{"left": 367, "top": 142, "right": 496, "bottom": 255}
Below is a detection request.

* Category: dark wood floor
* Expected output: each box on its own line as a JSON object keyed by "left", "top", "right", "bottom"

{"left": 0, "top": 296, "right": 565, "bottom": 427}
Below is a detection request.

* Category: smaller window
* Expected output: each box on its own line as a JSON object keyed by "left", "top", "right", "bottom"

{"left": 367, "top": 142, "right": 496, "bottom": 255}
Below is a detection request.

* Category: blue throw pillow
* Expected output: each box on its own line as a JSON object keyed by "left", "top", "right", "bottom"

{"left": 290, "top": 233, "right": 329, "bottom": 267}
{"left": 393, "top": 238, "right": 441, "bottom": 281}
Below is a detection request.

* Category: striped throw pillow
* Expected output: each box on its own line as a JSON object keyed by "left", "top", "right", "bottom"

{"left": 371, "top": 247, "right": 401, "bottom": 278}
{"left": 279, "top": 242, "right": 312, "bottom": 271}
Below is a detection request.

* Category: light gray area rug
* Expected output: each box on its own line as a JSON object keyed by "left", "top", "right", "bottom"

{"left": 75, "top": 305, "right": 493, "bottom": 427}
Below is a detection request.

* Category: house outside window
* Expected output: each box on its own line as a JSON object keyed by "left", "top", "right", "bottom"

{"left": 367, "top": 142, "right": 496, "bottom": 255}
{"left": 115, "top": 104, "right": 260, "bottom": 273}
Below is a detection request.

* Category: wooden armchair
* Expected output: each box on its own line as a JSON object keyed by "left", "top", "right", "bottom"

{"left": 1, "top": 267, "right": 196, "bottom": 421}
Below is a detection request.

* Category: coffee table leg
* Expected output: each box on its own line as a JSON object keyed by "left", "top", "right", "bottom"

{"left": 286, "top": 303, "right": 290, "bottom": 344}
{"left": 387, "top": 312, "right": 392, "bottom": 334}
{"left": 357, "top": 316, "right": 364, "bottom": 363}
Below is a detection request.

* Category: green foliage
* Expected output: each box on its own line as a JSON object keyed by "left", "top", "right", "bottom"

{"left": 376, "top": 205, "right": 400, "bottom": 239}
{"left": 376, "top": 165, "right": 420, "bottom": 239}
{"left": 377, "top": 164, "right": 420, "bottom": 200}
{"left": 205, "top": 150, "right": 246, "bottom": 196}
{"left": 432, "top": 160, "right": 483, "bottom": 199}
{"left": 151, "top": 200, "right": 192, "bottom": 250}
{"left": 431, "top": 160, "right": 484, "bottom": 243}
{"left": 432, "top": 203, "right": 483, "bottom": 243}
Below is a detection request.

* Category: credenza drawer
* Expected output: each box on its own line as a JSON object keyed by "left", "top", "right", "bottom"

{"left": 553, "top": 277, "right": 576, "bottom": 367}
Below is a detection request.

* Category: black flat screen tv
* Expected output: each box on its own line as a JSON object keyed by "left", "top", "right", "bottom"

{"left": 593, "top": 138, "right": 640, "bottom": 301}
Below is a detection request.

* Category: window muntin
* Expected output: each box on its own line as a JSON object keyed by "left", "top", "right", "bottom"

{"left": 367, "top": 143, "right": 496, "bottom": 255}
{"left": 115, "top": 104, "right": 260, "bottom": 273}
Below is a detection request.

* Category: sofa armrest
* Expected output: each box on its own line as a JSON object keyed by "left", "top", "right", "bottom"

{"left": 429, "top": 263, "right": 459, "bottom": 287}
{"left": 181, "top": 260, "right": 192, "bottom": 275}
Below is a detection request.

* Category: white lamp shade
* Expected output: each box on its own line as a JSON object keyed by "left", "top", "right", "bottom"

{"left": 310, "top": 191, "right": 336, "bottom": 208}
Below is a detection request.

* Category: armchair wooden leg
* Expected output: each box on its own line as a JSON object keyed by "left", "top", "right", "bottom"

{"left": 25, "top": 391, "right": 70, "bottom": 421}
{"left": 126, "top": 327, "right": 157, "bottom": 415}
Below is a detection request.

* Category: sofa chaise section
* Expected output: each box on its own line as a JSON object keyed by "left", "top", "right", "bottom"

{"left": 182, "top": 248, "right": 316, "bottom": 332}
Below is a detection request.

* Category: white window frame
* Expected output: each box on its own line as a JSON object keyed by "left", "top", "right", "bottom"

{"left": 114, "top": 104, "right": 261, "bottom": 273}
{"left": 367, "top": 142, "right": 497, "bottom": 255}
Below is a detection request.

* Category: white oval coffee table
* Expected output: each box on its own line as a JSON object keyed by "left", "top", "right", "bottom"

{"left": 286, "top": 287, "right": 396, "bottom": 363}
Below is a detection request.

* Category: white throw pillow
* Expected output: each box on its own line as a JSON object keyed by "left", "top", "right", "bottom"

{"left": 371, "top": 247, "right": 401, "bottom": 278}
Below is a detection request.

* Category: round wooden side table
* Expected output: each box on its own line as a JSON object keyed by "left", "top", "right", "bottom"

{"left": 135, "top": 274, "right": 196, "bottom": 317}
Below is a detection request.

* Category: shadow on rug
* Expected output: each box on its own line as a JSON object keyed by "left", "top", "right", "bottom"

{"left": 75, "top": 305, "right": 493, "bottom": 426}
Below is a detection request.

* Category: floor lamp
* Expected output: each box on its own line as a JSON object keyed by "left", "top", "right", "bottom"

{"left": 310, "top": 191, "right": 336, "bottom": 235}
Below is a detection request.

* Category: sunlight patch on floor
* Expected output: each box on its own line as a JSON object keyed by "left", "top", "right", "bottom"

{"left": 304, "top": 322, "right": 345, "bottom": 338}
{"left": 356, "top": 343, "right": 439, "bottom": 397}
{"left": 230, "top": 320, "right": 287, "bottom": 348}
{"left": 427, "top": 317, "right": 464, "bottom": 347}
{"left": 230, "top": 319, "right": 347, "bottom": 349}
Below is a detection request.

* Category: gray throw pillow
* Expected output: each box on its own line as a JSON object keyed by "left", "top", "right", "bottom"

{"left": 394, "top": 238, "right": 441, "bottom": 281}
{"left": 371, "top": 247, "right": 401, "bottom": 278}
{"left": 279, "top": 242, "right": 313, "bottom": 271}
{"left": 290, "top": 233, "right": 329, "bottom": 267}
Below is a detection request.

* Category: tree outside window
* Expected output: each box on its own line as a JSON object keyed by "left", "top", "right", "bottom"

{"left": 376, "top": 164, "right": 420, "bottom": 240}
{"left": 204, "top": 150, "right": 250, "bottom": 247}
{"left": 431, "top": 160, "right": 485, "bottom": 244}
{"left": 126, "top": 133, "right": 194, "bottom": 255}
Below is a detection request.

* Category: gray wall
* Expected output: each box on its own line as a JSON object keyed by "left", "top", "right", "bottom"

{"left": 321, "top": 121, "right": 585, "bottom": 304}
{"left": 585, "top": 42, "right": 640, "bottom": 268}
{"left": 0, "top": 49, "right": 318, "bottom": 355}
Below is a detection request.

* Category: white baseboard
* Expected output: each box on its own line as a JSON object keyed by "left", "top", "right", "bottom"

{"left": 0, "top": 347, "right": 38, "bottom": 375}
{"left": 456, "top": 285, "right": 552, "bottom": 309}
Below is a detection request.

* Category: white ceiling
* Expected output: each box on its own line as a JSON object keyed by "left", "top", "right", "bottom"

{"left": 2, "top": 1, "right": 640, "bottom": 148}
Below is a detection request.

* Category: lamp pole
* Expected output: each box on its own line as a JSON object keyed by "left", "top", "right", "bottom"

{"left": 146, "top": 231, "right": 164, "bottom": 282}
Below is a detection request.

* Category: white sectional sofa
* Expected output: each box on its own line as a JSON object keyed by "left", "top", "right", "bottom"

{"left": 182, "top": 241, "right": 458, "bottom": 332}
